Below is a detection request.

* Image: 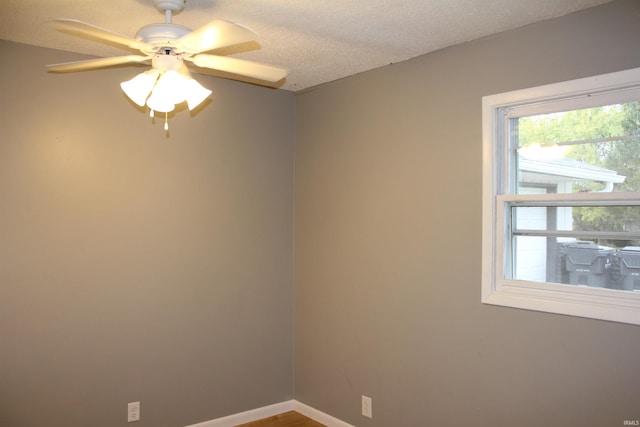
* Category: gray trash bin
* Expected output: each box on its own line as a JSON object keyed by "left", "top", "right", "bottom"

{"left": 617, "top": 246, "right": 640, "bottom": 291}
{"left": 565, "top": 241, "right": 614, "bottom": 287}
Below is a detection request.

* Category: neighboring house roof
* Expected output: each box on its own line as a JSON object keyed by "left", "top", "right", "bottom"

{"left": 519, "top": 155, "right": 626, "bottom": 186}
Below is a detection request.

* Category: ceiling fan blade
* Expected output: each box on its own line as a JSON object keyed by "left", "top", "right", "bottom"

{"left": 177, "top": 20, "right": 259, "bottom": 54}
{"left": 54, "top": 18, "right": 140, "bottom": 50}
{"left": 47, "top": 55, "right": 150, "bottom": 72}
{"left": 192, "top": 54, "right": 288, "bottom": 82}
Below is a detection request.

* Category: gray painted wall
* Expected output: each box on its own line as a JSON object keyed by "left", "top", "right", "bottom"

{"left": 294, "top": 1, "right": 640, "bottom": 426}
{"left": 2, "top": 1, "right": 640, "bottom": 427}
{"left": 0, "top": 41, "right": 294, "bottom": 427}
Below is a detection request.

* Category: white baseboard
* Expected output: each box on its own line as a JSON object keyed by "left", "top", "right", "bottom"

{"left": 293, "top": 401, "right": 355, "bottom": 427}
{"left": 184, "top": 400, "right": 295, "bottom": 427}
{"left": 184, "top": 399, "right": 354, "bottom": 427}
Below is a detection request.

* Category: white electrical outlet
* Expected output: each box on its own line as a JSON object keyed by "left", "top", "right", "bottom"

{"left": 362, "top": 395, "right": 372, "bottom": 418}
{"left": 128, "top": 401, "right": 140, "bottom": 422}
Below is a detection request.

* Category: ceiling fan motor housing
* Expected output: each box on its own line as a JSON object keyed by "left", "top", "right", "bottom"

{"left": 136, "top": 23, "right": 191, "bottom": 54}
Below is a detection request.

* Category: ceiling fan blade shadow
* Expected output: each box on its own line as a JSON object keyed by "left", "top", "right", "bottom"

{"left": 47, "top": 55, "right": 151, "bottom": 72}
{"left": 53, "top": 18, "right": 141, "bottom": 50}
{"left": 176, "top": 20, "right": 259, "bottom": 54}
{"left": 191, "top": 54, "right": 288, "bottom": 83}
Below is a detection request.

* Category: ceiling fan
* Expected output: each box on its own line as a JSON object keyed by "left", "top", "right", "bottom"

{"left": 47, "top": 0, "right": 288, "bottom": 129}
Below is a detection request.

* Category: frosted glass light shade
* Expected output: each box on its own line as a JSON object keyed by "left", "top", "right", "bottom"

{"left": 184, "top": 78, "right": 212, "bottom": 110}
{"left": 121, "top": 71, "right": 159, "bottom": 106}
{"left": 146, "top": 92, "right": 175, "bottom": 113}
{"left": 152, "top": 70, "right": 188, "bottom": 105}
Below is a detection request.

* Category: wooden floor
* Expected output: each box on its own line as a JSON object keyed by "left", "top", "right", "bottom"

{"left": 235, "top": 411, "right": 326, "bottom": 427}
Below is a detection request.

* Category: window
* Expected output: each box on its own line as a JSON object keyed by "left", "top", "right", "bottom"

{"left": 482, "top": 68, "right": 640, "bottom": 325}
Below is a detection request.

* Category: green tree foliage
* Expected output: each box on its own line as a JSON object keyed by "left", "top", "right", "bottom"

{"left": 517, "top": 102, "right": 640, "bottom": 246}
{"left": 604, "top": 103, "right": 640, "bottom": 193}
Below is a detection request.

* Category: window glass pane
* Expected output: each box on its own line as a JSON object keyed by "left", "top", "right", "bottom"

{"left": 512, "top": 101, "right": 640, "bottom": 194}
{"left": 512, "top": 236, "right": 640, "bottom": 291}
{"left": 511, "top": 204, "right": 640, "bottom": 289}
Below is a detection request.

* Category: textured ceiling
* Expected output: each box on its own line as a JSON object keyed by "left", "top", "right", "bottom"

{"left": 2, "top": 0, "right": 612, "bottom": 92}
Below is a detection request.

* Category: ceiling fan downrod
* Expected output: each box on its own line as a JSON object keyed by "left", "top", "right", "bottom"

{"left": 154, "top": 0, "right": 185, "bottom": 24}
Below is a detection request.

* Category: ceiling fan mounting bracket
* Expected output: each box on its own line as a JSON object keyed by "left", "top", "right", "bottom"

{"left": 154, "top": 0, "right": 184, "bottom": 15}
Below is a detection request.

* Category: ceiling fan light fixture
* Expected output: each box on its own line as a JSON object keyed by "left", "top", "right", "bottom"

{"left": 128, "top": 67, "right": 211, "bottom": 114}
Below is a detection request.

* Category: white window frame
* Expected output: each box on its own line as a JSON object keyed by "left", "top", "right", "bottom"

{"left": 482, "top": 67, "right": 640, "bottom": 325}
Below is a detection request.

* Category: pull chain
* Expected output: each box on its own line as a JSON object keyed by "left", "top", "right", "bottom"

{"left": 164, "top": 112, "right": 169, "bottom": 132}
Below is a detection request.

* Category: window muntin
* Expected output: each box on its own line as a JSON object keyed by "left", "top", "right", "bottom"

{"left": 482, "top": 68, "right": 640, "bottom": 325}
